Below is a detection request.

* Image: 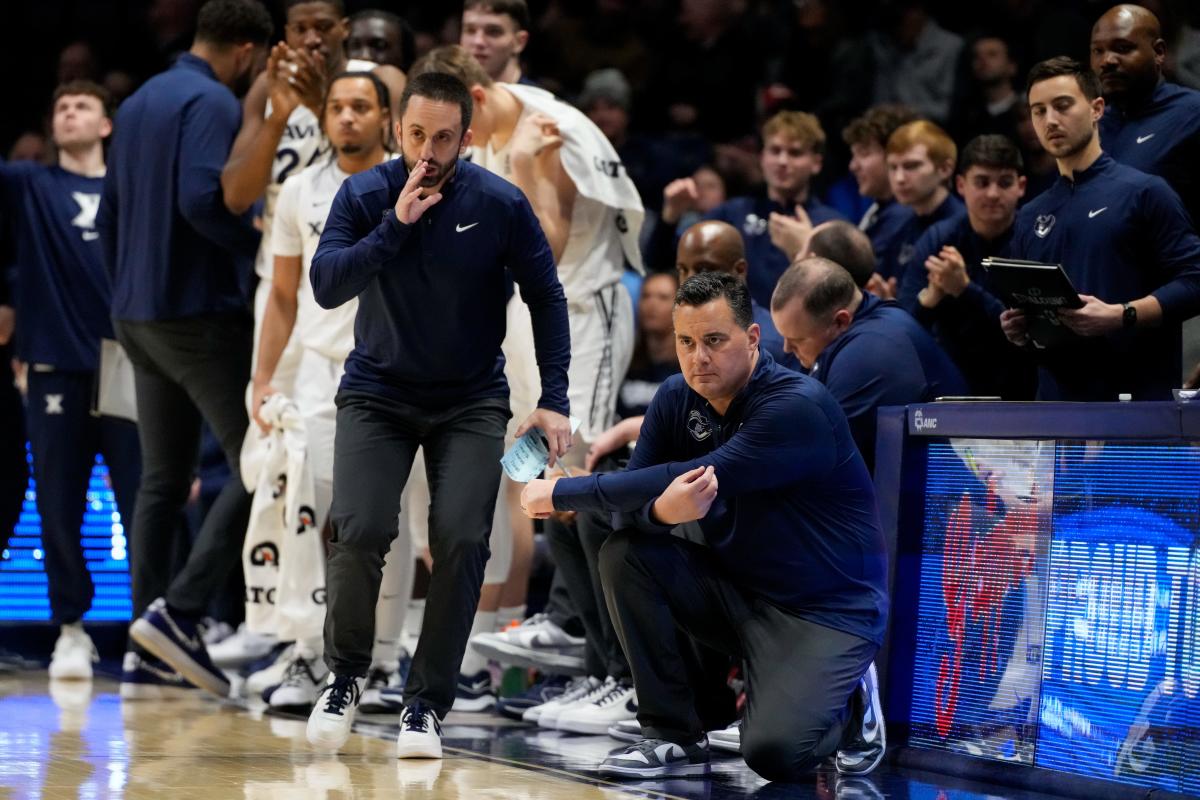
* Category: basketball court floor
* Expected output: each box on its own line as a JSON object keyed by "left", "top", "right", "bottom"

{"left": 0, "top": 665, "right": 1065, "bottom": 800}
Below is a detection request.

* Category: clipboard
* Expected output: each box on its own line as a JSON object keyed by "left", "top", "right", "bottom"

{"left": 982, "top": 257, "right": 1084, "bottom": 348}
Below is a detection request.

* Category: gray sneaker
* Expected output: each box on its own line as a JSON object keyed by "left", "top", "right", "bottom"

{"left": 599, "top": 737, "right": 710, "bottom": 779}
{"left": 836, "top": 662, "right": 885, "bottom": 775}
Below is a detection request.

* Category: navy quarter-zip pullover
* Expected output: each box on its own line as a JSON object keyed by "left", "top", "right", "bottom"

{"left": 898, "top": 215, "right": 1036, "bottom": 399}
{"left": 552, "top": 350, "right": 889, "bottom": 646}
{"left": 1011, "top": 153, "right": 1200, "bottom": 400}
{"left": 810, "top": 292, "right": 967, "bottom": 468}
{"left": 310, "top": 158, "right": 570, "bottom": 412}
{"left": 880, "top": 191, "right": 965, "bottom": 283}
{"left": 98, "top": 53, "right": 259, "bottom": 322}
{"left": 859, "top": 197, "right": 914, "bottom": 277}
{"left": 0, "top": 162, "right": 111, "bottom": 370}
{"left": 1100, "top": 80, "right": 1200, "bottom": 224}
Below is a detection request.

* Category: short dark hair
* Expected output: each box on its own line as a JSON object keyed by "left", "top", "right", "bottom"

{"left": 350, "top": 9, "right": 417, "bottom": 71}
{"left": 52, "top": 80, "right": 113, "bottom": 118}
{"left": 323, "top": 71, "right": 392, "bottom": 150}
{"left": 675, "top": 272, "right": 753, "bottom": 330}
{"left": 398, "top": 71, "right": 473, "bottom": 131}
{"left": 842, "top": 104, "right": 921, "bottom": 149}
{"left": 195, "top": 0, "right": 274, "bottom": 47}
{"left": 285, "top": 0, "right": 343, "bottom": 12}
{"left": 772, "top": 257, "right": 858, "bottom": 321}
{"left": 1026, "top": 56, "right": 1102, "bottom": 101}
{"left": 958, "top": 134, "right": 1025, "bottom": 175}
{"left": 806, "top": 222, "right": 877, "bottom": 289}
{"left": 463, "top": 0, "right": 530, "bottom": 31}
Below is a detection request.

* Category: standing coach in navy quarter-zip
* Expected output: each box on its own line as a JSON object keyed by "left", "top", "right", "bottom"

{"left": 1001, "top": 57, "right": 1200, "bottom": 401}
{"left": 303, "top": 71, "right": 570, "bottom": 756}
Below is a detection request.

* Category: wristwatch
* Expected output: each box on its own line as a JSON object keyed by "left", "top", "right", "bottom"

{"left": 1122, "top": 302, "right": 1138, "bottom": 329}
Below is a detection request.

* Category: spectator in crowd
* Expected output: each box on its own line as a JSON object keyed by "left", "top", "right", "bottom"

{"left": 57, "top": 42, "right": 100, "bottom": 84}
{"left": 880, "top": 120, "right": 966, "bottom": 295}
{"left": 347, "top": 10, "right": 416, "bottom": 72}
{"left": 97, "top": 0, "right": 273, "bottom": 699}
{"left": 460, "top": 0, "right": 534, "bottom": 85}
{"left": 533, "top": 1, "right": 652, "bottom": 97}
{"left": 870, "top": 0, "right": 964, "bottom": 124}
{"left": 7, "top": 132, "right": 49, "bottom": 163}
{"left": 656, "top": 111, "right": 847, "bottom": 310}
{"left": 521, "top": 272, "right": 888, "bottom": 782}
{"left": 672, "top": 165, "right": 728, "bottom": 240}
{"left": 806, "top": 220, "right": 879, "bottom": 290}
{"left": 771, "top": 258, "right": 967, "bottom": 470}
{"left": 1, "top": 81, "right": 142, "bottom": 683}
{"left": 949, "top": 34, "right": 1024, "bottom": 146}
{"left": 1003, "top": 57, "right": 1200, "bottom": 401}
{"left": 616, "top": 272, "right": 681, "bottom": 422}
{"left": 841, "top": 105, "right": 921, "bottom": 282}
{"left": 898, "top": 135, "right": 1037, "bottom": 399}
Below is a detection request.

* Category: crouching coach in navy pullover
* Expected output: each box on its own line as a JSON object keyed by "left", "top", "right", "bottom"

{"left": 519, "top": 273, "right": 887, "bottom": 780}
{"left": 1003, "top": 58, "right": 1200, "bottom": 401}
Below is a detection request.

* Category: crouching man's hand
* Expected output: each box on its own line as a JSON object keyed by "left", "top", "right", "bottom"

{"left": 651, "top": 466, "right": 718, "bottom": 525}
{"left": 520, "top": 477, "right": 559, "bottom": 519}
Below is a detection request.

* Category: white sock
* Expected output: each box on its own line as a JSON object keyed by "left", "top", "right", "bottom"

{"left": 404, "top": 598, "right": 426, "bottom": 640}
{"left": 458, "top": 611, "right": 497, "bottom": 676}
{"left": 372, "top": 543, "right": 414, "bottom": 671}
{"left": 61, "top": 622, "right": 84, "bottom": 636}
{"left": 496, "top": 605, "right": 526, "bottom": 631}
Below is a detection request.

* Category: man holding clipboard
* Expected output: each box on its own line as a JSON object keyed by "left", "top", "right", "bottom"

{"left": 1002, "top": 57, "right": 1200, "bottom": 400}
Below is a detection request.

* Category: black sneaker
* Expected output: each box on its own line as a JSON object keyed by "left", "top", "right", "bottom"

{"left": 598, "top": 737, "right": 710, "bottom": 779}
{"left": 396, "top": 702, "right": 443, "bottom": 759}
{"left": 836, "top": 662, "right": 886, "bottom": 775}
{"left": 496, "top": 674, "right": 571, "bottom": 721}
{"left": 452, "top": 669, "right": 495, "bottom": 712}
{"left": 129, "top": 598, "right": 230, "bottom": 697}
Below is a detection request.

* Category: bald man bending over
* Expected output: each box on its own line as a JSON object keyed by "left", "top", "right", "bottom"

{"left": 1090, "top": 4, "right": 1200, "bottom": 383}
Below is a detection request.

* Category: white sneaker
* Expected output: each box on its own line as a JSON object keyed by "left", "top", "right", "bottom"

{"left": 396, "top": 703, "right": 443, "bottom": 759}
{"left": 556, "top": 677, "right": 637, "bottom": 735}
{"left": 607, "top": 718, "right": 642, "bottom": 743}
{"left": 306, "top": 674, "right": 364, "bottom": 751}
{"left": 246, "top": 644, "right": 296, "bottom": 698}
{"left": 48, "top": 624, "right": 97, "bottom": 680}
{"left": 708, "top": 721, "right": 741, "bottom": 753}
{"left": 207, "top": 624, "right": 277, "bottom": 669}
{"left": 527, "top": 675, "right": 601, "bottom": 728}
{"left": 469, "top": 613, "right": 586, "bottom": 674}
{"left": 201, "top": 619, "right": 234, "bottom": 647}
{"left": 360, "top": 665, "right": 405, "bottom": 714}
{"left": 268, "top": 655, "right": 329, "bottom": 710}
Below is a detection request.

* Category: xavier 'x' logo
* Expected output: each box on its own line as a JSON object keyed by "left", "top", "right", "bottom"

{"left": 308, "top": 221, "right": 323, "bottom": 237}
{"left": 45, "top": 394, "right": 64, "bottom": 414}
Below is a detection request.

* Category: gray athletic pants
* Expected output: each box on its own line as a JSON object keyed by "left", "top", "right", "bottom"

{"left": 600, "top": 529, "right": 877, "bottom": 782}
{"left": 323, "top": 390, "right": 509, "bottom": 717}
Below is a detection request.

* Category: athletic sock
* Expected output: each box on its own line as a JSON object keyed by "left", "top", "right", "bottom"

{"left": 496, "top": 604, "right": 526, "bottom": 631}
{"left": 459, "top": 611, "right": 497, "bottom": 676}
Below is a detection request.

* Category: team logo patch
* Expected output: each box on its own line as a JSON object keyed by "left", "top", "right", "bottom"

{"left": 743, "top": 214, "right": 768, "bottom": 237}
{"left": 615, "top": 212, "right": 628, "bottom": 234}
{"left": 297, "top": 505, "right": 317, "bottom": 534}
{"left": 44, "top": 394, "right": 64, "bottom": 415}
{"left": 687, "top": 409, "right": 713, "bottom": 441}
{"left": 1034, "top": 214, "right": 1055, "bottom": 238}
{"left": 250, "top": 542, "right": 280, "bottom": 567}
{"left": 898, "top": 243, "right": 916, "bottom": 266}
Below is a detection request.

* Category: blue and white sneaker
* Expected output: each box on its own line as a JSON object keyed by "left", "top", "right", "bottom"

{"left": 496, "top": 674, "right": 571, "bottom": 720}
{"left": 129, "top": 598, "right": 230, "bottom": 698}
{"left": 836, "top": 662, "right": 886, "bottom": 775}
{"left": 396, "top": 702, "right": 443, "bottom": 759}
{"left": 306, "top": 673, "right": 364, "bottom": 750}
{"left": 451, "top": 669, "right": 495, "bottom": 712}
{"left": 599, "top": 737, "right": 711, "bottom": 779}
{"left": 708, "top": 720, "right": 741, "bottom": 754}
{"left": 360, "top": 664, "right": 405, "bottom": 714}
{"left": 119, "top": 651, "right": 194, "bottom": 700}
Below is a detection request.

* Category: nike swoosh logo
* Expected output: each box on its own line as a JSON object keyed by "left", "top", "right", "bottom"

{"left": 456, "top": 222, "right": 479, "bottom": 232}
{"left": 1088, "top": 207, "right": 1108, "bottom": 218}
{"left": 1136, "top": 133, "right": 1155, "bottom": 144}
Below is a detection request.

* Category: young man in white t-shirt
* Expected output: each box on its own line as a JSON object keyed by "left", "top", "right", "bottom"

{"left": 249, "top": 70, "right": 410, "bottom": 712}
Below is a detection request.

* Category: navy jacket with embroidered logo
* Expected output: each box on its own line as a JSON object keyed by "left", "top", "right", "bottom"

{"left": 98, "top": 53, "right": 260, "bottom": 322}
{"left": 1100, "top": 80, "right": 1200, "bottom": 225}
{"left": 310, "top": 158, "right": 570, "bottom": 412}
{"left": 810, "top": 292, "right": 967, "bottom": 468}
{"left": 648, "top": 193, "right": 847, "bottom": 309}
{"left": 897, "top": 214, "right": 1035, "bottom": 398}
{"left": 551, "top": 350, "right": 889, "bottom": 646}
{"left": 860, "top": 198, "right": 914, "bottom": 278}
{"left": 1011, "top": 153, "right": 1200, "bottom": 400}
{"left": 0, "top": 162, "right": 111, "bottom": 370}
{"left": 879, "top": 192, "right": 965, "bottom": 283}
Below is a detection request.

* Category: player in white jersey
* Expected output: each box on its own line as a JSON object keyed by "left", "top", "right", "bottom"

{"left": 248, "top": 71, "right": 412, "bottom": 712}
{"left": 409, "top": 46, "right": 644, "bottom": 705}
{"left": 220, "top": 0, "right": 405, "bottom": 397}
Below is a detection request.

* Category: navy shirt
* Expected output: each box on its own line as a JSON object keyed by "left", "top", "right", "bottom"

{"left": 553, "top": 351, "right": 889, "bottom": 646}
{"left": 1, "top": 163, "right": 112, "bottom": 370}
{"left": 898, "top": 215, "right": 1036, "bottom": 399}
{"left": 311, "top": 158, "right": 570, "bottom": 412}
{"left": 810, "top": 292, "right": 968, "bottom": 468}
{"left": 1012, "top": 154, "right": 1200, "bottom": 400}
{"left": 1100, "top": 80, "right": 1200, "bottom": 225}
{"left": 98, "top": 53, "right": 259, "bottom": 321}
{"left": 880, "top": 192, "right": 965, "bottom": 283}
{"left": 859, "top": 198, "right": 914, "bottom": 277}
